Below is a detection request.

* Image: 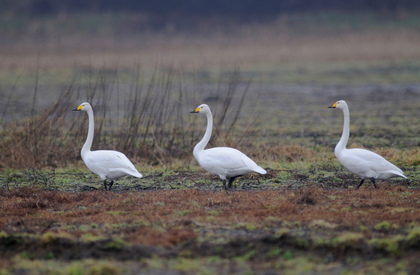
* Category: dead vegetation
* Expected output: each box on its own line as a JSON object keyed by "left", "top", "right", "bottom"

{"left": 2, "top": 186, "right": 419, "bottom": 239}
{"left": 0, "top": 186, "right": 419, "bottom": 269}
{"left": 0, "top": 67, "right": 259, "bottom": 169}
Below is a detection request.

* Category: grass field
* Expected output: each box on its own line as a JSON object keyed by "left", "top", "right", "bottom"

{"left": 0, "top": 12, "right": 420, "bottom": 274}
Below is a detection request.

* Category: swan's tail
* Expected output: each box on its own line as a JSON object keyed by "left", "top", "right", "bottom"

{"left": 130, "top": 171, "right": 144, "bottom": 178}
{"left": 111, "top": 168, "right": 143, "bottom": 178}
{"left": 395, "top": 172, "right": 407, "bottom": 179}
{"left": 255, "top": 166, "right": 267, "bottom": 175}
{"left": 389, "top": 170, "right": 407, "bottom": 179}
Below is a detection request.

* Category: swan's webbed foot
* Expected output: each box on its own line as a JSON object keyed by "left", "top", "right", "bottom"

{"left": 228, "top": 176, "right": 239, "bottom": 189}
{"left": 357, "top": 178, "right": 378, "bottom": 189}
{"left": 222, "top": 179, "right": 227, "bottom": 190}
{"left": 370, "top": 178, "right": 377, "bottom": 189}
{"left": 357, "top": 179, "right": 365, "bottom": 189}
{"left": 103, "top": 180, "right": 114, "bottom": 191}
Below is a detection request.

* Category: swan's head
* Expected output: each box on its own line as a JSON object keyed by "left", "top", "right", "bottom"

{"left": 72, "top": 102, "right": 92, "bottom": 112}
{"left": 328, "top": 100, "right": 347, "bottom": 110}
{"left": 190, "top": 104, "right": 211, "bottom": 114}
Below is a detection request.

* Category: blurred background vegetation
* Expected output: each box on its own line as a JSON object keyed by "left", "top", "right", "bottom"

{"left": 1, "top": 0, "right": 418, "bottom": 18}
{"left": 0, "top": 0, "right": 419, "bottom": 169}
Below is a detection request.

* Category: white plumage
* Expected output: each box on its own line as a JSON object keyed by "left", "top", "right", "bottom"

{"left": 329, "top": 100, "right": 407, "bottom": 188}
{"left": 190, "top": 104, "right": 266, "bottom": 189}
{"left": 73, "top": 102, "right": 142, "bottom": 190}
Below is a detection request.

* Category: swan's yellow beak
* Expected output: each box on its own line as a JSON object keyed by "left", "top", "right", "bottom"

{"left": 72, "top": 105, "right": 83, "bottom": 111}
{"left": 328, "top": 102, "right": 338, "bottom": 108}
{"left": 190, "top": 107, "right": 200, "bottom": 113}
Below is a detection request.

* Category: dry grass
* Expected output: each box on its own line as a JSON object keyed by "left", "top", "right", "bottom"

{"left": 2, "top": 186, "right": 418, "bottom": 234}
{"left": 0, "top": 170, "right": 418, "bottom": 273}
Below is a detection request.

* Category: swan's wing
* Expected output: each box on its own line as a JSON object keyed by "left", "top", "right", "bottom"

{"left": 109, "top": 168, "right": 143, "bottom": 178}
{"left": 340, "top": 148, "right": 404, "bottom": 177}
{"left": 349, "top": 149, "right": 402, "bottom": 171}
{"left": 84, "top": 150, "right": 142, "bottom": 178}
{"left": 199, "top": 147, "right": 266, "bottom": 174}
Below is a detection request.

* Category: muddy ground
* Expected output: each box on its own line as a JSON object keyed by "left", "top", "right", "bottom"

{"left": 0, "top": 169, "right": 419, "bottom": 274}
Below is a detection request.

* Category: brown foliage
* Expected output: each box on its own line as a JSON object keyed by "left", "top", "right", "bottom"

{"left": 1, "top": 187, "right": 419, "bottom": 244}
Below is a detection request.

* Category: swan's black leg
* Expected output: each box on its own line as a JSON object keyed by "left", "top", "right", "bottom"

{"left": 357, "top": 179, "right": 365, "bottom": 189}
{"left": 222, "top": 179, "right": 227, "bottom": 190}
{"left": 228, "top": 176, "right": 239, "bottom": 188}
{"left": 370, "top": 178, "right": 377, "bottom": 189}
{"left": 103, "top": 180, "right": 108, "bottom": 191}
{"left": 108, "top": 180, "right": 114, "bottom": 191}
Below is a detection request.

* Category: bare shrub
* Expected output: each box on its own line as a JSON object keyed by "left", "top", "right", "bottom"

{"left": 0, "top": 66, "right": 255, "bottom": 168}
{"left": 0, "top": 85, "right": 78, "bottom": 168}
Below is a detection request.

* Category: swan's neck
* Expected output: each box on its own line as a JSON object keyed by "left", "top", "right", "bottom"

{"left": 82, "top": 108, "right": 94, "bottom": 156}
{"left": 194, "top": 111, "right": 213, "bottom": 156}
{"left": 335, "top": 105, "right": 350, "bottom": 155}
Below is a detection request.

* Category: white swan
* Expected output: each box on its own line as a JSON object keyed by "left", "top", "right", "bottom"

{"left": 328, "top": 100, "right": 407, "bottom": 188}
{"left": 72, "top": 102, "right": 143, "bottom": 191}
{"left": 190, "top": 104, "right": 266, "bottom": 189}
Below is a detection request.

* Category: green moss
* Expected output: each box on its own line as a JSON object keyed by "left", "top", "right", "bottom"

{"left": 206, "top": 216, "right": 215, "bottom": 222}
{"left": 105, "top": 238, "right": 129, "bottom": 250}
{"left": 63, "top": 265, "right": 85, "bottom": 275}
{"left": 267, "top": 248, "right": 283, "bottom": 257}
{"left": 46, "top": 252, "right": 55, "bottom": 260}
{"left": 60, "top": 259, "right": 121, "bottom": 275}
{"left": 283, "top": 250, "right": 294, "bottom": 260}
{"left": 374, "top": 221, "right": 392, "bottom": 231}
{"left": 359, "top": 225, "right": 368, "bottom": 231}
{"left": 40, "top": 232, "right": 56, "bottom": 244}
{"left": 78, "top": 224, "right": 93, "bottom": 232}
{"left": 244, "top": 223, "right": 257, "bottom": 231}
{"left": 19, "top": 252, "right": 30, "bottom": 260}
{"left": 86, "top": 261, "right": 119, "bottom": 275}
{"left": 80, "top": 233, "right": 106, "bottom": 243}
{"left": 174, "top": 209, "right": 191, "bottom": 216}
{"left": 406, "top": 226, "right": 420, "bottom": 246}
{"left": 208, "top": 210, "right": 220, "bottom": 216}
{"left": 189, "top": 200, "right": 200, "bottom": 208}
{"left": 369, "top": 235, "right": 404, "bottom": 257}
{"left": 293, "top": 237, "right": 310, "bottom": 248}
{"left": 309, "top": 219, "right": 338, "bottom": 229}
{"left": 333, "top": 232, "right": 365, "bottom": 249}
{"left": 0, "top": 231, "right": 8, "bottom": 238}
{"left": 133, "top": 220, "right": 149, "bottom": 226}
{"left": 274, "top": 228, "right": 290, "bottom": 238}
{"left": 105, "top": 211, "right": 125, "bottom": 216}
{"left": 235, "top": 249, "right": 257, "bottom": 261}
{"left": 174, "top": 258, "right": 211, "bottom": 273}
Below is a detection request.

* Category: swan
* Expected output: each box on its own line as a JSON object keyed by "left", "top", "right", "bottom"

{"left": 72, "top": 102, "right": 143, "bottom": 191}
{"left": 190, "top": 104, "right": 266, "bottom": 189}
{"left": 328, "top": 100, "right": 407, "bottom": 188}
